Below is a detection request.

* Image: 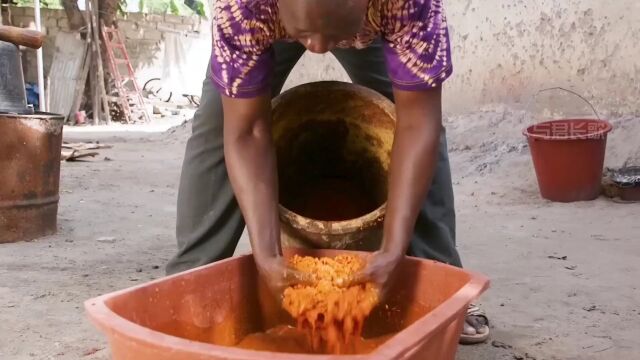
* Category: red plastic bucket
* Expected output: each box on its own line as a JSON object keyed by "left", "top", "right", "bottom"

{"left": 523, "top": 119, "right": 613, "bottom": 202}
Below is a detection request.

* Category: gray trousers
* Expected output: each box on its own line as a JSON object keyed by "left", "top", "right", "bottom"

{"left": 166, "top": 41, "right": 462, "bottom": 275}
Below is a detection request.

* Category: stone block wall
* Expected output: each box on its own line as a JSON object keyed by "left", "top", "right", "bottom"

{"left": 6, "top": 6, "right": 209, "bottom": 85}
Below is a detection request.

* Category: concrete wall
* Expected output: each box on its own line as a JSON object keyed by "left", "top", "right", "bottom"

{"left": 286, "top": 0, "right": 640, "bottom": 116}
{"left": 444, "top": 0, "right": 640, "bottom": 116}
{"left": 8, "top": 1, "right": 640, "bottom": 116}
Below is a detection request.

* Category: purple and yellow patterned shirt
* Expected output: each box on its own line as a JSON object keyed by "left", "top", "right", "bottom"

{"left": 211, "top": 0, "right": 452, "bottom": 98}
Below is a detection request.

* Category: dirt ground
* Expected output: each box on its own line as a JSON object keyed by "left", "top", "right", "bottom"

{"left": 1, "top": 109, "right": 638, "bottom": 360}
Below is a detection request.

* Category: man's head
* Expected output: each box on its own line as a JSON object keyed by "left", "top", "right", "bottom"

{"left": 279, "top": 0, "right": 368, "bottom": 53}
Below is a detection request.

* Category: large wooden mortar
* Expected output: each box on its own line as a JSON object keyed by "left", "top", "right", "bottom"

{"left": 272, "top": 81, "right": 395, "bottom": 250}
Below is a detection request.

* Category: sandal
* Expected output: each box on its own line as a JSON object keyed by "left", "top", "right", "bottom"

{"left": 459, "top": 303, "right": 490, "bottom": 344}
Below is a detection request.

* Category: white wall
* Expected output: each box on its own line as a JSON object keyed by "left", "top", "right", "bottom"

{"left": 284, "top": 0, "right": 640, "bottom": 116}
{"left": 14, "top": 1, "right": 638, "bottom": 116}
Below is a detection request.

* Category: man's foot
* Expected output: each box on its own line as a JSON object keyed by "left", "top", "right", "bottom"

{"left": 459, "top": 303, "right": 490, "bottom": 344}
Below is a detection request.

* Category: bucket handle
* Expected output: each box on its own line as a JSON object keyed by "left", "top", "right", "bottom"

{"left": 526, "top": 87, "right": 602, "bottom": 121}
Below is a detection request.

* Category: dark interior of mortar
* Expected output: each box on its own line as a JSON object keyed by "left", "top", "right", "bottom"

{"left": 277, "top": 118, "right": 387, "bottom": 221}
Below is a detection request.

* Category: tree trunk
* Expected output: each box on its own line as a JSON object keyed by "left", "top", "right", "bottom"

{"left": 98, "top": 0, "right": 119, "bottom": 27}
{"left": 61, "top": 0, "right": 118, "bottom": 30}
{"left": 97, "top": 0, "right": 119, "bottom": 116}
{"left": 61, "top": 0, "right": 86, "bottom": 31}
{"left": 61, "top": 0, "right": 120, "bottom": 122}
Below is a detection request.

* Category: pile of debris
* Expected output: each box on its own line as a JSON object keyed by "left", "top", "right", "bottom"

{"left": 61, "top": 142, "right": 112, "bottom": 161}
{"left": 47, "top": 1, "right": 149, "bottom": 126}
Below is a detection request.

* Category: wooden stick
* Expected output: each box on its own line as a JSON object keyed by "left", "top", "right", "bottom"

{"left": 1, "top": 4, "right": 14, "bottom": 27}
{"left": 61, "top": 150, "right": 100, "bottom": 161}
{"left": 91, "top": 0, "right": 111, "bottom": 124}
{"left": 45, "top": 75, "right": 50, "bottom": 112}
{"left": 0, "top": 25, "right": 44, "bottom": 49}
{"left": 91, "top": 52, "right": 100, "bottom": 124}
{"left": 68, "top": 44, "right": 91, "bottom": 123}
{"left": 83, "top": 0, "right": 99, "bottom": 125}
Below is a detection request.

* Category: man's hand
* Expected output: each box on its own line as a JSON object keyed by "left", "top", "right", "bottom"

{"left": 255, "top": 254, "right": 313, "bottom": 299}
{"left": 349, "top": 250, "right": 403, "bottom": 297}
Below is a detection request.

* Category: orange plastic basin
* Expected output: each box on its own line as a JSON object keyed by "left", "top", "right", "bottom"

{"left": 85, "top": 250, "right": 489, "bottom": 360}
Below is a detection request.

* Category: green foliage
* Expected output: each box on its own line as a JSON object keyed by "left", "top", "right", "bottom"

{"left": 13, "top": 0, "right": 62, "bottom": 9}
{"left": 168, "top": 0, "right": 179, "bottom": 15}
{"left": 144, "top": 0, "right": 207, "bottom": 17}
{"left": 138, "top": 0, "right": 205, "bottom": 17}
{"left": 184, "top": 0, "right": 205, "bottom": 17}
{"left": 14, "top": 0, "right": 207, "bottom": 17}
{"left": 117, "top": 0, "right": 128, "bottom": 17}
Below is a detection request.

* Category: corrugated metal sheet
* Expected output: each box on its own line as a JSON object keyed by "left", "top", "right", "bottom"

{"left": 48, "top": 32, "right": 86, "bottom": 118}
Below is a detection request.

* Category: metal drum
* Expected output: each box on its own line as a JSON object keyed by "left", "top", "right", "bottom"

{"left": 0, "top": 112, "right": 64, "bottom": 243}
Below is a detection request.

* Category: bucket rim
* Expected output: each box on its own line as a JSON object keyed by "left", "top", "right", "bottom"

{"left": 273, "top": 80, "right": 395, "bottom": 238}
{"left": 279, "top": 202, "right": 386, "bottom": 235}
{"left": 523, "top": 118, "right": 612, "bottom": 141}
{"left": 272, "top": 80, "right": 396, "bottom": 116}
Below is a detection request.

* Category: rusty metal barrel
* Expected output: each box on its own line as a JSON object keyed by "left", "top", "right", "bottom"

{"left": 0, "top": 113, "right": 64, "bottom": 243}
{"left": 272, "top": 81, "right": 395, "bottom": 250}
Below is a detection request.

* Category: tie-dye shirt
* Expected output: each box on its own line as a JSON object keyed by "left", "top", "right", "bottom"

{"left": 212, "top": 0, "right": 452, "bottom": 98}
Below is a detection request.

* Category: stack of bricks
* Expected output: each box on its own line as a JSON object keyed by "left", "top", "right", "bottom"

{"left": 8, "top": 7, "right": 70, "bottom": 36}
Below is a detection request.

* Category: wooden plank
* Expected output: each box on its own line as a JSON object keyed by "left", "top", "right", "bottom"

{"left": 68, "top": 45, "right": 91, "bottom": 123}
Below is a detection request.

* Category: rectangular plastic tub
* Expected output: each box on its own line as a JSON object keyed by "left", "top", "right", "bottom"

{"left": 85, "top": 250, "right": 489, "bottom": 360}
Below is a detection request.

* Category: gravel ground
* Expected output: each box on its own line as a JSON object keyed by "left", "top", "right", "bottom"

{"left": 1, "top": 110, "right": 638, "bottom": 360}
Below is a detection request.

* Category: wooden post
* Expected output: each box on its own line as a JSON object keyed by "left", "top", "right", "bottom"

{"left": 91, "top": 0, "right": 111, "bottom": 124}
{"left": 69, "top": 45, "right": 91, "bottom": 123}
{"left": 0, "top": 3, "right": 13, "bottom": 26}
{"left": 84, "top": 0, "right": 99, "bottom": 124}
{"left": 45, "top": 75, "right": 50, "bottom": 111}
{"left": 85, "top": 0, "right": 111, "bottom": 125}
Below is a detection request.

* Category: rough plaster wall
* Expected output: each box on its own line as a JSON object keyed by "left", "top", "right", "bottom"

{"left": 445, "top": 0, "right": 640, "bottom": 116}
{"left": 284, "top": 0, "right": 640, "bottom": 115}
{"left": 10, "top": 1, "right": 640, "bottom": 115}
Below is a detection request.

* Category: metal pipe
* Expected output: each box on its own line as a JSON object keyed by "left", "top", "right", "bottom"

{"left": 33, "top": 0, "right": 46, "bottom": 112}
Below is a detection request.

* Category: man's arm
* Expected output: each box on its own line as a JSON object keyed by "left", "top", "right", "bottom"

{"left": 359, "top": 86, "right": 443, "bottom": 292}
{"left": 221, "top": 93, "right": 289, "bottom": 292}
{"left": 384, "top": 87, "right": 443, "bottom": 253}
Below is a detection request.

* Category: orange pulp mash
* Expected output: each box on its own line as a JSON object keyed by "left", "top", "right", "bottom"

{"left": 237, "top": 255, "right": 386, "bottom": 354}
